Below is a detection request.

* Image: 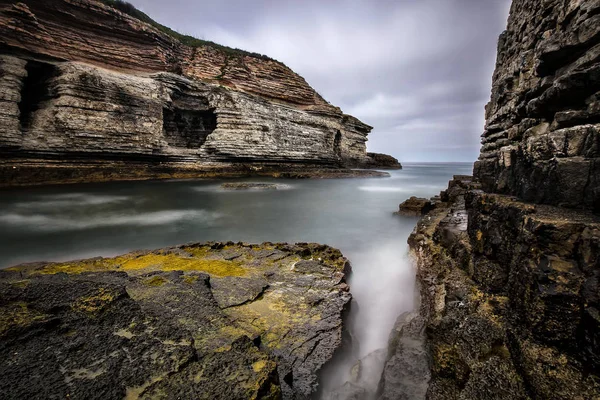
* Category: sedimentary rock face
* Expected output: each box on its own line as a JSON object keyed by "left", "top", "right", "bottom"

{"left": 475, "top": 0, "right": 600, "bottom": 211}
{"left": 0, "top": 0, "right": 390, "bottom": 185}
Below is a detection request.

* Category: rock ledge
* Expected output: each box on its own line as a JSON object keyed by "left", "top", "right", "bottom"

{"left": 0, "top": 241, "right": 352, "bottom": 399}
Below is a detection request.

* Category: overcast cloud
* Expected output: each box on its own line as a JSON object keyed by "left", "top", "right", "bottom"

{"left": 128, "top": 0, "right": 512, "bottom": 162}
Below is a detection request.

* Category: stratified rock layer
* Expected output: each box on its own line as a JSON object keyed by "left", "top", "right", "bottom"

{"left": 385, "top": 1, "right": 600, "bottom": 399}
{"left": 474, "top": 0, "right": 600, "bottom": 211}
{"left": 0, "top": 242, "right": 352, "bottom": 399}
{"left": 0, "top": 0, "right": 393, "bottom": 186}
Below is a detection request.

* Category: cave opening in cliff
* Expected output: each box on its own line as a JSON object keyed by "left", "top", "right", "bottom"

{"left": 18, "top": 61, "right": 57, "bottom": 132}
{"left": 163, "top": 107, "right": 217, "bottom": 148}
{"left": 334, "top": 130, "right": 342, "bottom": 159}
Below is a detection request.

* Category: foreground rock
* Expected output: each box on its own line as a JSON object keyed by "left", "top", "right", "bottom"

{"left": 397, "top": 177, "right": 600, "bottom": 399}
{"left": 0, "top": 242, "right": 352, "bottom": 399}
{"left": 0, "top": 0, "right": 399, "bottom": 186}
{"left": 395, "top": 197, "right": 434, "bottom": 216}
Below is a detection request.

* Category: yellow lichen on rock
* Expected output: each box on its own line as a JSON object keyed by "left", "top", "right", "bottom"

{"left": 71, "top": 288, "right": 116, "bottom": 314}
{"left": 252, "top": 359, "right": 268, "bottom": 373}
{"left": 142, "top": 275, "right": 167, "bottom": 287}
{"left": 34, "top": 251, "right": 246, "bottom": 278}
{"left": 0, "top": 302, "right": 48, "bottom": 335}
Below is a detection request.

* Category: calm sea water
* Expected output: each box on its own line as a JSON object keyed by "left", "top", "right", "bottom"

{"left": 0, "top": 162, "right": 472, "bottom": 391}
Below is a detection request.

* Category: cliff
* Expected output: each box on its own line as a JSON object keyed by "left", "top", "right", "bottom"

{"left": 0, "top": 0, "right": 399, "bottom": 186}
{"left": 0, "top": 242, "right": 352, "bottom": 399}
{"left": 383, "top": 1, "right": 600, "bottom": 399}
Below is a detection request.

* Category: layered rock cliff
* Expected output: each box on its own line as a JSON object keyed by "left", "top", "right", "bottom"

{"left": 475, "top": 0, "right": 600, "bottom": 210}
{"left": 0, "top": 0, "right": 398, "bottom": 186}
{"left": 385, "top": 1, "right": 600, "bottom": 399}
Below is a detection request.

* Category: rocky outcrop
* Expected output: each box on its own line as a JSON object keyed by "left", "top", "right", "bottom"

{"left": 0, "top": 0, "right": 393, "bottom": 186}
{"left": 360, "top": 153, "right": 402, "bottom": 170}
{"left": 400, "top": 177, "right": 600, "bottom": 399}
{"left": 0, "top": 242, "right": 352, "bottom": 399}
{"left": 385, "top": 1, "right": 600, "bottom": 398}
{"left": 474, "top": 0, "right": 600, "bottom": 211}
{"left": 395, "top": 197, "right": 434, "bottom": 216}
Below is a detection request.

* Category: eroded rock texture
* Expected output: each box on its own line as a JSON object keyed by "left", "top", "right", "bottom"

{"left": 386, "top": 1, "right": 600, "bottom": 399}
{"left": 0, "top": 242, "right": 352, "bottom": 399}
{"left": 400, "top": 177, "right": 600, "bottom": 399}
{"left": 0, "top": 0, "right": 396, "bottom": 186}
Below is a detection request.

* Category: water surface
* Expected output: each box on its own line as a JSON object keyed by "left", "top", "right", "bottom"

{"left": 0, "top": 162, "right": 472, "bottom": 392}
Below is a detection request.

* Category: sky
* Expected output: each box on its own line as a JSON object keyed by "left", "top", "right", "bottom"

{"left": 128, "top": 0, "right": 512, "bottom": 162}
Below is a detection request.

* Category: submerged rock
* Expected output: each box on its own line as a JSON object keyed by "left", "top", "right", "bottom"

{"left": 325, "top": 348, "right": 387, "bottom": 400}
{"left": 0, "top": 242, "right": 352, "bottom": 399}
{"left": 221, "top": 182, "right": 289, "bottom": 190}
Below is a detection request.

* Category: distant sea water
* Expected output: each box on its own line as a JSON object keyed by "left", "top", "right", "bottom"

{"left": 0, "top": 162, "right": 473, "bottom": 391}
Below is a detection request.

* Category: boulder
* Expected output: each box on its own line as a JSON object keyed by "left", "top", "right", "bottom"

{"left": 396, "top": 197, "right": 434, "bottom": 216}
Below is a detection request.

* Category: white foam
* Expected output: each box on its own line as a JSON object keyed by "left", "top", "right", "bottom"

{"left": 0, "top": 209, "right": 221, "bottom": 232}
{"left": 14, "top": 193, "right": 132, "bottom": 209}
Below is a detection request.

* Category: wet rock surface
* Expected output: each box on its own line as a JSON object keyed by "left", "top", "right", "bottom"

{"left": 376, "top": 312, "right": 429, "bottom": 400}
{"left": 0, "top": 242, "right": 352, "bottom": 399}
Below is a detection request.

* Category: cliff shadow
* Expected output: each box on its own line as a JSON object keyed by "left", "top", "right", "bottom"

{"left": 18, "top": 60, "right": 58, "bottom": 132}
{"left": 163, "top": 105, "right": 217, "bottom": 148}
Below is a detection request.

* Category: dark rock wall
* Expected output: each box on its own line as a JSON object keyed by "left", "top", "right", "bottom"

{"left": 475, "top": 0, "right": 600, "bottom": 211}
{"left": 389, "top": 1, "right": 600, "bottom": 399}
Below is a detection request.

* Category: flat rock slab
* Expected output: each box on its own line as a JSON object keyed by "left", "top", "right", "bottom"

{"left": 0, "top": 242, "right": 352, "bottom": 400}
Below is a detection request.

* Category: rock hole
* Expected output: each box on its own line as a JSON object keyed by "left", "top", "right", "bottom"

{"left": 163, "top": 107, "right": 217, "bottom": 148}
{"left": 18, "top": 61, "right": 57, "bottom": 132}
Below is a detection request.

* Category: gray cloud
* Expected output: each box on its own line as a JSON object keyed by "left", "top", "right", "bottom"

{"left": 129, "top": 0, "right": 512, "bottom": 161}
